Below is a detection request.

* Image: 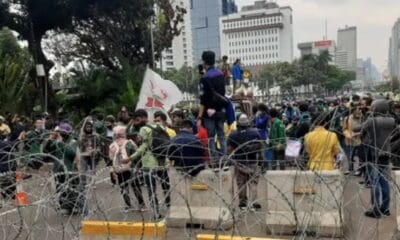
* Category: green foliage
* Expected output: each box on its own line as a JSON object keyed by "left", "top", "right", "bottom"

{"left": 256, "top": 51, "right": 355, "bottom": 93}
{"left": 160, "top": 66, "right": 198, "bottom": 94}
{"left": 0, "top": 27, "right": 36, "bottom": 115}
{"left": 59, "top": 64, "right": 145, "bottom": 118}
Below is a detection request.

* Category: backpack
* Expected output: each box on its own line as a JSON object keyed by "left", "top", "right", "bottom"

{"left": 147, "top": 125, "right": 170, "bottom": 165}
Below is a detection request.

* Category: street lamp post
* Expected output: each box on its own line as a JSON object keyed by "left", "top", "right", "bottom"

{"left": 36, "top": 64, "right": 47, "bottom": 113}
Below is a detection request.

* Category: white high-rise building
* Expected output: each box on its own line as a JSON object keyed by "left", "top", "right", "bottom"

{"left": 159, "top": 0, "right": 193, "bottom": 71}
{"left": 388, "top": 18, "right": 400, "bottom": 79}
{"left": 219, "top": 1, "right": 293, "bottom": 66}
{"left": 335, "top": 26, "right": 357, "bottom": 72}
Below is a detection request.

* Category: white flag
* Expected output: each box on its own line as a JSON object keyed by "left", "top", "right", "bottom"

{"left": 136, "top": 68, "right": 183, "bottom": 113}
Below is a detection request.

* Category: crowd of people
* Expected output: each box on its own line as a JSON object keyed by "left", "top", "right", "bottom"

{"left": 0, "top": 50, "right": 399, "bottom": 220}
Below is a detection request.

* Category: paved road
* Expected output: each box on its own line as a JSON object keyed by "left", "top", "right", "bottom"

{"left": 0, "top": 165, "right": 399, "bottom": 240}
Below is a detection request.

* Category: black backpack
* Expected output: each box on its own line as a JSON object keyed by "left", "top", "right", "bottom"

{"left": 147, "top": 125, "right": 170, "bottom": 165}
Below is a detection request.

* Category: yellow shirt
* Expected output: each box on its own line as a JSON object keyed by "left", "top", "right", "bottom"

{"left": 0, "top": 123, "right": 11, "bottom": 136}
{"left": 304, "top": 127, "right": 340, "bottom": 171}
{"left": 166, "top": 127, "right": 176, "bottom": 139}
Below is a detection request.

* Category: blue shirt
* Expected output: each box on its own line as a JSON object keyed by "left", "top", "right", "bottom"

{"left": 228, "top": 128, "right": 262, "bottom": 165}
{"left": 199, "top": 67, "right": 226, "bottom": 111}
{"left": 254, "top": 113, "right": 269, "bottom": 140}
{"left": 168, "top": 131, "right": 205, "bottom": 176}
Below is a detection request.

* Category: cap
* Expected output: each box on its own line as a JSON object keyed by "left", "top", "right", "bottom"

{"left": 55, "top": 123, "right": 73, "bottom": 134}
{"left": 237, "top": 114, "right": 250, "bottom": 127}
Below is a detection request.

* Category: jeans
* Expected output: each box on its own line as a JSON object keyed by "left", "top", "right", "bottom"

{"left": 272, "top": 149, "right": 285, "bottom": 170}
{"left": 143, "top": 169, "right": 159, "bottom": 216}
{"left": 370, "top": 158, "right": 390, "bottom": 213}
{"left": 116, "top": 170, "right": 145, "bottom": 207}
{"left": 204, "top": 111, "right": 226, "bottom": 162}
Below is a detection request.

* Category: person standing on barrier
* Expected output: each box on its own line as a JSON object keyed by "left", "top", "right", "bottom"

{"left": 109, "top": 126, "right": 145, "bottom": 211}
{"left": 304, "top": 112, "right": 341, "bottom": 171}
{"left": 228, "top": 114, "right": 262, "bottom": 210}
{"left": 168, "top": 120, "right": 205, "bottom": 177}
{"left": 356, "top": 99, "right": 395, "bottom": 219}
{"left": 197, "top": 51, "right": 228, "bottom": 163}
{"left": 43, "top": 123, "right": 82, "bottom": 215}
{"left": 269, "top": 108, "right": 287, "bottom": 170}
{"left": 125, "top": 109, "right": 170, "bottom": 220}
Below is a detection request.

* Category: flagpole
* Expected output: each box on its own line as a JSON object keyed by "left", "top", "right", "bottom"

{"left": 150, "top": 17, "right": 155, "bottom": 69}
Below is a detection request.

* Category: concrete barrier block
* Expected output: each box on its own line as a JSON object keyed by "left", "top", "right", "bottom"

{"left": 80, "top": 221, "right": 165, "bottom": 240}
{"left": 167, "top": 168, "right": 234, "bottom": 230}
{"left": 197, "top": 234, "right": 286, "bottom": 240}
{"left": 265, "top": 170, "right": 343, "bottom": 237}
{"left": 393, "top": 171, "right": 400, "bottom": 232}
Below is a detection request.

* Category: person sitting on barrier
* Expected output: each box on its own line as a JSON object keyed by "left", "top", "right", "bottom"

{"left": 227, "top": 114, "right": 262, "bottom": 210}
{"left": 304, "top": 111, "right": 341, "bottom": 171}
{"left": 168, "top": 120, "right": 205, "bottom": 177}
{"left": 109, "top": 126, "right": 145, "bottom": 211}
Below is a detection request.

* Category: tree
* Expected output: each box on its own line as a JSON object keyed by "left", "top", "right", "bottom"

{"left": 0, "top": 27, "right": 35, "bottom": 114}
{"left": 256, "top": 64, "right": 277, "bottom": 95}
{"left": 161, "top": 66, "right": 198, "bottom": 95}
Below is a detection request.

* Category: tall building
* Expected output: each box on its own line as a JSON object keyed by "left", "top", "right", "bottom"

{"left": 159, "top": 0, "right": 193, "bottom": 71}
{"left": 191, "top": 0, "right": 237, "bottom": 65}
{"left": 298, "top": 40, "right": 336, "bottom": 61}
{"left": 388, "top": 18, "right": 400, "bottom": 79}
{"left": 357, "top": 58, "right": 382, "bottom": 89}
{"left": 219, "top": 1, "right": 293, "bottom": 67}
{"left": 335, "top": 26, "right": 357, "bottom": 72}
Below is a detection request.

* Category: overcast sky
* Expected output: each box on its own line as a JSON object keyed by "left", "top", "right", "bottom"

{"left": 235, "top": 0, "right": 400, "bottom": 72}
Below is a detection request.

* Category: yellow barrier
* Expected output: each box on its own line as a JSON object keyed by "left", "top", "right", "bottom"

{"left": 197, "top": 234, "right": 286, "bottom": 240}
{"left": 80, "top": 221, "right": 165, "bottom": 237}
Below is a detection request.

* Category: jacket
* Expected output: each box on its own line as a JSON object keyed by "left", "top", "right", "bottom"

{"left": 269, "top": 118, "right": 286, "bottom": 150}
{"left": 343, "top": 115, "right": 362, "bottom": 146}
{"left": 199, "top": 67, "right": 226, "bottom": 112}
{"left": 129, "top": 124, "right": 161, "bottom": 169}
{"left": 232, "top": 64, "right": 242, "bottom": 81}
{"left": 168, "top": 130, "right": 204, "bottom": 176}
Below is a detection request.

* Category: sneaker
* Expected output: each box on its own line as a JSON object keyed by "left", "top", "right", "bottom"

{"left": 353, "top": 171, "right": 362, "bottom": 177}
{"left": 252, "top": 203, "right": 262, "bottom": 211}
{"left": 59, "top": 208, "right": 71, "bottom": 216}
{"left": 239, "top": 202, "right": 247, "bottom": 210}
{"left": 124, "top": 206, "right": 134, "bottom": 212}
{"left": 358, "top": 181, "right": 365, "bottom": 185}
{"left": 153, "top": 214, "right": 164, "bottom": 222}
{"left": 344, "top": 171, "right": 351, "bottom": 175}
{"left": 365, "top": 210, "right": 381, "bottom": 219}
{"left": 380, "top": 210, "right": 391, "bottom": 217}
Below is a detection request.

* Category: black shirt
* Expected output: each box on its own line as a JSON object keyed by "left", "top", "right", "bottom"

{"left": 199, "top": 67, "right": 226, "bottom": 112}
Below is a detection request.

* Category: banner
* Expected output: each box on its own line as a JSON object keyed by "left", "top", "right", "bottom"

{"left": 136, "top": 68, "right": 183, "bottom": 114}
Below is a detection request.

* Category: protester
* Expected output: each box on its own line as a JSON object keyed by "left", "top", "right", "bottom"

{"left": 343, "top": 105, "right": 363, "bottom": 175}
{"left": 22, "top": 118, "right": 45, "bottom": 169}
{"left": 168, "top": 120, "right": 205, "bottom": 176}
{"left": 154, "top": 111, "right": 176, "bottom": 138}
{"left": 220, "top": 55, "right": 231, "bottom": 86}
{"left": 79, "top": 117, "right": 101, "bottom": 188}
{"left": 126, "top": 109, "right": 170, "bottom": 220}
{"left": 227, "top": 114, "right": 262, "bottom": 210}
{"left": 197, "top": 50, "right": 227, "bottom": 161}
{"left": 0, "top": 116, "right": 11, "bottom": 139}
{"left": 109, "top": 126, "right": 145, "bottom": 210}
{"left": 103, "top": 115, "right": 115, "bottom": 166}
{"left": 232, "top": 59, "right": 243, "bottom": 89}
{"left": 269, "top": 108, "right": 286, "bottom": 170}
{"left": 0, "top": 134, "right": 16, "bottom": 201}
{"left": 304, "top": 112, "right": 341, "bottom": 171}
{"left": 43, "top": 123, "right": 82, "bottom": 215}
{"left": 356, "top": 99, "right": 396, "bottom": 218}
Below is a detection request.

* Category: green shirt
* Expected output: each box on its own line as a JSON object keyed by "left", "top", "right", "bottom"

{"left": 43, "top": 138, "right": 77, "bottom": 172}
